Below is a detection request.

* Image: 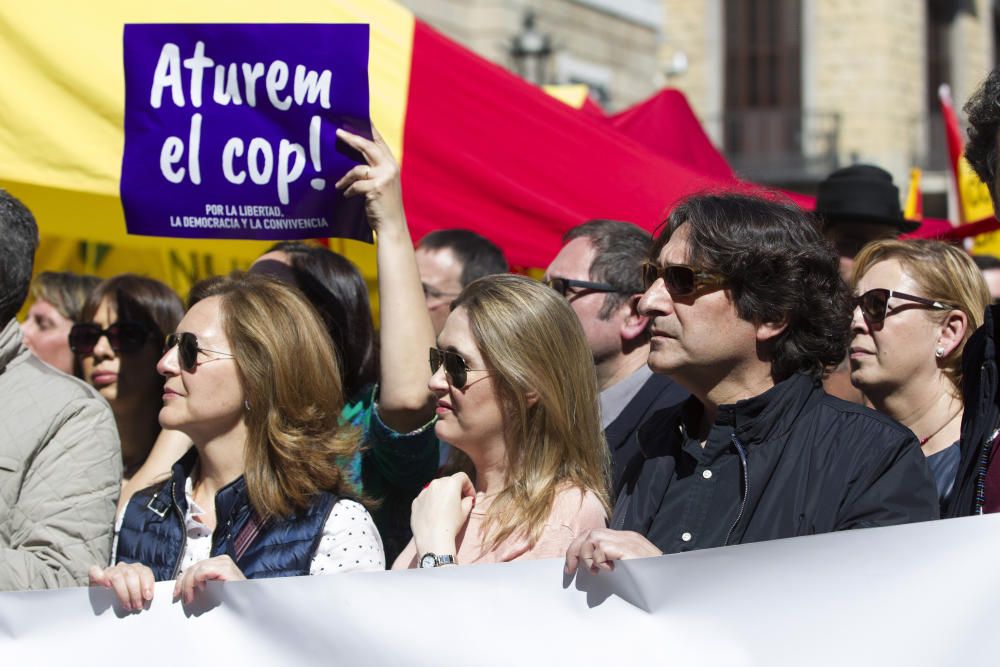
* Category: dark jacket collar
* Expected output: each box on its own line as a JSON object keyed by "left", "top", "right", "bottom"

{"left": 639, "top": 373, "right": 821, "bottom": 458}
{"left": 712, "top": 373, "right": 818, "bottom": 445}
{"left": 168, "top": 448, "right": 250, "bottom": 522}
{"left": 606, "top": 373, "right": 682, "bottom": 450}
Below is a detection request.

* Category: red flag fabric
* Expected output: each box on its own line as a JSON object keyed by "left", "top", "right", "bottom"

{"left": 609, "top": 89, "right": 734, "bottom": 182}
{"left": 401, "top": 22, "right": 802, "bottom": 268}
{"left": 940, "top": 85, "right": 966, "bottom": 184}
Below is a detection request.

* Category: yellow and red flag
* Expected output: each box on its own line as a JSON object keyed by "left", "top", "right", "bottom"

{"left": 938, "top": 84, "right": 1000, "bottom": 251}
{"left": 903, "top": 168, "right": 924, "bottom": 222}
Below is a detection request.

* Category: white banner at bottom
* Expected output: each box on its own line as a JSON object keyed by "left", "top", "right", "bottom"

{"left": 2, "top": 514, "right": 999, "bottom": 666}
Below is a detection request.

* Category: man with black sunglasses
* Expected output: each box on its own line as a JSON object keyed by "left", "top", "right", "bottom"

{"left": 0, "top": 190, "right": 121, "bottom": 591}
{"left": 565, "top": 193, "right": 938, "bottom": 575}
{"left": 544, "top": 220, "right": 687, "bottom": 490}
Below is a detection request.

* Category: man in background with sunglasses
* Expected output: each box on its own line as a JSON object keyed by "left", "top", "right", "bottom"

{"left": 0, "top": 190, "right": 121, "bottom": 591}
{"left": 544, "top": 220, "right": 688, "bottom": 490}
{"left": 565, "top": 193, "right": 938, "bottom": 574}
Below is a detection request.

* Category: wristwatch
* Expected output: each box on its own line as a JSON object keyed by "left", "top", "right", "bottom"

{"left": 419, "top": 552, "right": 456, "bottom": 568}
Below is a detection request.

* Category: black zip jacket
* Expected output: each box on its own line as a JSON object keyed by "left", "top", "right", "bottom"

{"left": 944, "top": 304, "right": 1000, "bottom": 518}
{"left": 612, "top": 373, "right": 940, "bottom": 553}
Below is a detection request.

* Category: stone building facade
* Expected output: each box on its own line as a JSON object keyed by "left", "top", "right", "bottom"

{"left": 661, "top": 0, "right": 996, "bottom": 202}
{"left": 398, "top": 0, "right": 664, "bottom": 111}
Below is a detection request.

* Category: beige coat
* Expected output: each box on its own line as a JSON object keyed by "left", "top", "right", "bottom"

{"left": 0, "top": 318, "right": 121, "bottom": 590}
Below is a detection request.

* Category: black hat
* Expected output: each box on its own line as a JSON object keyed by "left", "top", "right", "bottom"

{"left": 815, "top": 164, "right": 920, "bottom": 233}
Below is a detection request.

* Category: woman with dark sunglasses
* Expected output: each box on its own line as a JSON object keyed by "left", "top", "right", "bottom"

{"left": 70, "top": 274, "right": 184, "bottom": 484}
{"left": 89, "top": 273, "right": 384, "bottom": 611}
{"left": 392, "top": 275, "right": 610, "bottom": 569}
{"left": 119, "top": 127, "right": 441, "bottom": 564}
{"left": 850, "top": 240, "right": 990, "bottom": 507}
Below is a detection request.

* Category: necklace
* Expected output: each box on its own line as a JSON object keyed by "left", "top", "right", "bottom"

{"left": 919, "top": 409, "right": 962, "bottom": 446}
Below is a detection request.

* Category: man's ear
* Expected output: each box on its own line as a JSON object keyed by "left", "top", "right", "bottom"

{"left": 620, "top": 295, "right": 649, "bottom": 342}
{"left": 755, "top": 317, "right": 788, "bottom": 344}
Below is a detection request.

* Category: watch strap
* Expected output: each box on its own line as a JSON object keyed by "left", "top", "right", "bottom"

{"left": 419, "top": 552, "right": 456, "bottom": 568}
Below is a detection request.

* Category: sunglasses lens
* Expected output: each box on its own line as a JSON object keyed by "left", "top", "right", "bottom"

{"left": 180, "top": 333, "right": 200, "bottom": 371}
{"left": 111, "top": 322, "right": 149, "bottom": 354}
{"left": 663, "top": 266, "right": 696, "bottom": 296}
{"left": 546, "top": 278, "right": 567, "bottom": 297}
{"left": 641, "top": 263, "right": 659, "bottom": 291}
{"left": 444, "top": 353, "right": 468, "bottom": 389}
{"left": 166, "top": 333, "right": 199, "bottom": 371}
{"left": 860, "top": 290, "right": 889, "bottom": 323}
{"left": 430, "top": 348, "right": 470, "bottom": 388}
{"left": 69, "top": 324, "right": 100, "bottom": 355}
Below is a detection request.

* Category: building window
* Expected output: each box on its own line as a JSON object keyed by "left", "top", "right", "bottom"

{"left": 723, "top": 0, "right": 803, "bottom": 166}
{"left": 724, "top": 0, "right": 801, "bottom": 111}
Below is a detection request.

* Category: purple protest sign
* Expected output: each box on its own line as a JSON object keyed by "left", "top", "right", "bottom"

{"left": 121, "top": 24, "right": 373, "bottom": 242}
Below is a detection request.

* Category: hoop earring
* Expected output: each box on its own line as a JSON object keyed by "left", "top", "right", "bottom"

{"left": 244, "top": 399, "right": 251, "bottom": 412}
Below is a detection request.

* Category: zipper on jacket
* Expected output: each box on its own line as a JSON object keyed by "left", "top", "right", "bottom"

{"left": 724, "top": 434, "right": 750, "bottom": 546}
{"left": 169, "top": 478, "right": 187, "bottom": 580}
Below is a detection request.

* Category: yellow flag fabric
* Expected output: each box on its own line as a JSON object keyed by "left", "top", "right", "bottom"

{"left": 961, "top": 156, "right": 1000, "bottom": 255}
{"left": 542, "top": 84, "right": 591, "bottom": 110}
{"left": 0, "top": 0, "right": 415, "bottom": 306}
{"left": 902, "top": 168, "right": 923, "bottom": 221}
{"left": 956, "top": 157, "right": 995, "bottom": 225}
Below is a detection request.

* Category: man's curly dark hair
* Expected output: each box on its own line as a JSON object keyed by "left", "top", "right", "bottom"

{"left": 652, "top": 192, "right": 852, "bottom": 382}
{"left": 964, "top": 68, "right": 1000, "bottom": 204}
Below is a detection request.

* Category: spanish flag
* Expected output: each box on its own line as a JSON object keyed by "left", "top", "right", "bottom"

{"left": 939, "top": 84, "right": 999, "bottom": 252}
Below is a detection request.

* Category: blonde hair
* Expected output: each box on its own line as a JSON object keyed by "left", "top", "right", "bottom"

{"left": 451, "top": 274, "right": 611, "bottom": 550}
{"left": 30, "top": 271, "right": 101, "bottom": 321}
{"left": 852, "top": 239, "right": 990, "bottom": 390}
{"left": 199, "top": 272, "right": 360, "bottom": 518}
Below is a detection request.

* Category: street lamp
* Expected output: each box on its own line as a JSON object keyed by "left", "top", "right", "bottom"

{"left": 509, "top": 9, "right": 553, "bottom": 85}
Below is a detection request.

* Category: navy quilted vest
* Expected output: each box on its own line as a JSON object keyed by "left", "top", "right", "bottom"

{"left": 115, "top": 450, "right": 339, "bottom": 581}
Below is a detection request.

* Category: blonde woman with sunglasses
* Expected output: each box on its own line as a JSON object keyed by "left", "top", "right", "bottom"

{"left": 850, "top": 240, "right": 990, "bottom": 507}
{"left": 392, "top": 275, "right": 611, "bottom": 569}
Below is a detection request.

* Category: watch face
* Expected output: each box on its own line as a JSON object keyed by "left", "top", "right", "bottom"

{"left": 419, "top": 553, "right": 437, "bottom": 568}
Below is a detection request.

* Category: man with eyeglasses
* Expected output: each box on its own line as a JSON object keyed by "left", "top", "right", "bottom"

{"left": 544, "top": 220, "right": 687, "bottom": 490}
{"left": 0, "top": 189, "right": 121, "bottom": 590}
{"left": 414, "top": 229, "right": 508, "bottom": 335}
{"left": 564, "top": 193, "right": 938, "bottom": 574}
